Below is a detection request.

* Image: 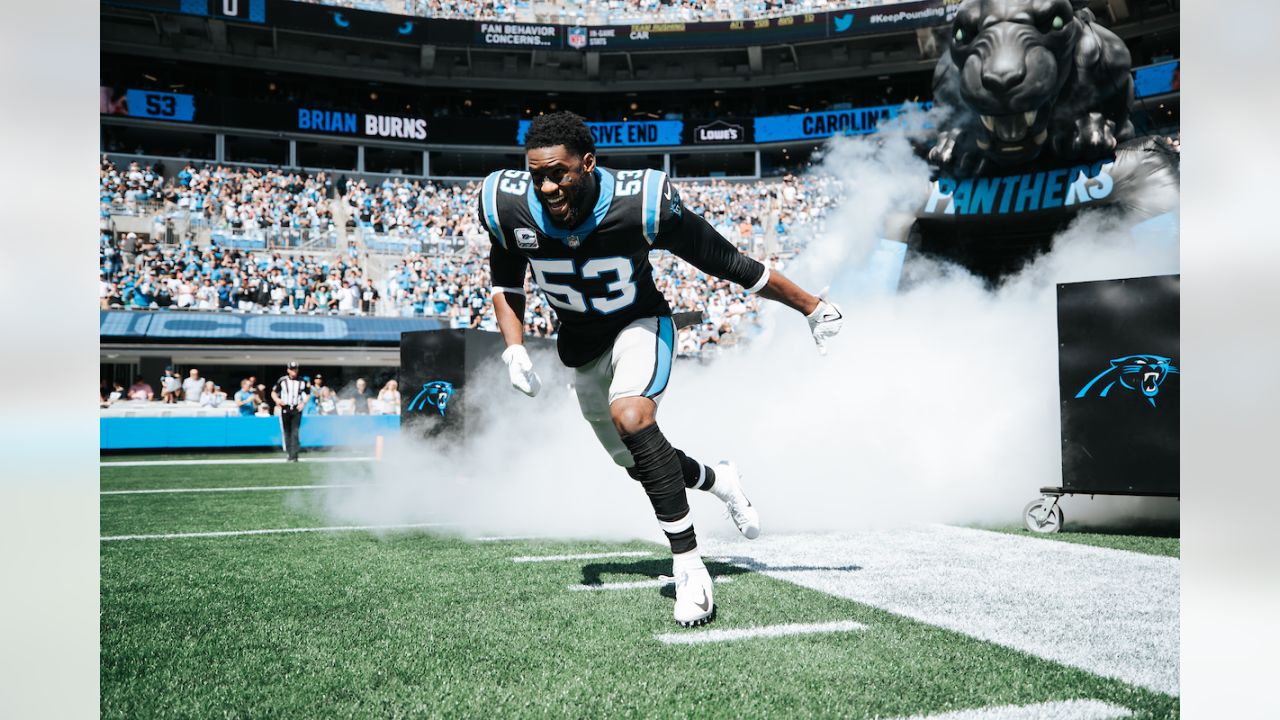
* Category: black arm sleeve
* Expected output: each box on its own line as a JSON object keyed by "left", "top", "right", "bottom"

{"left": 477, "top": 177, "right": 530, "bottom": 291}
{"left": 655, "top": 205, "right": 767, "bottom": 291}
{"left": 488, "top": 239, "right": 529, "bottom": 292}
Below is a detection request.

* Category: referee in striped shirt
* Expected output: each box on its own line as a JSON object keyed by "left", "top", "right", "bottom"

{"left": 271, "top": 362, "right": 309, "bottom": 462}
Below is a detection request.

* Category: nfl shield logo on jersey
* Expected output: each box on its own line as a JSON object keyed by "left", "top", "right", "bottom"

{"left": 566, "top": 234, "right": 581, "bottom": 248}
{"left": 568, "top": 27, "right": 587, "bottom": 50}
{"left": 515, "top": 228, "right": 539, "bottom": 249}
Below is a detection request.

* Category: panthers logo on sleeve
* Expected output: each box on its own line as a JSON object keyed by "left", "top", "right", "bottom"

{"left": 1074, "top": 354, "right": 1178, "bottom": 408}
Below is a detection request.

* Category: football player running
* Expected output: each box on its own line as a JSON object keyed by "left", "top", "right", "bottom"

{"left": 480, "top": 112, "right": 842, "bottom": 627}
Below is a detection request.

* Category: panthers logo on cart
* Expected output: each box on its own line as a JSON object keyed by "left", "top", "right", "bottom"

{"left": 1075, "top": 354, "right": 1178, "bottom": 408}
{"left": 408, "top": 381, "right": 455, "bottom": 416}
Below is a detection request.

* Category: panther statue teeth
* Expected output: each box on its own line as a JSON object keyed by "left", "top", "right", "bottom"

{"left": 928, "top": 0, "right": 1135, "bottom": 177}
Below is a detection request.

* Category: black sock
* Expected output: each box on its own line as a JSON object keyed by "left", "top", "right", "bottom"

{"left": 621, "top": 424, "right": 697, "bottom": 554}
{"left": 675, "top": 449, "right": 716, "bottom": 491}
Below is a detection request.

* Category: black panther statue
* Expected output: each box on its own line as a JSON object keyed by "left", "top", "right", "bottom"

{"left": 928, "top": 0, "right": 1135, "bottom": 177}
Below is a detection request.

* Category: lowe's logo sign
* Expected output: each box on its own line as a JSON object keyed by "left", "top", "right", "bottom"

{"left": 694, "top": 120, "right": 744, "bottom": 144}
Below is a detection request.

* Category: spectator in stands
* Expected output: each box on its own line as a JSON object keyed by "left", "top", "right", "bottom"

{"left": 182, "top": 368, "right": 205, "bottom": 402}
{"left": 160, "top": 367, "right": 182, "bottom": 404}
{"left": 301, "top": 374, "right": 321, "bottom": 414}
{"left": 128, "top": 376, "right": 154, "bottom": 401}
{"left": 377, "top": 380, "right": 401, "bottom": 415}
{"left": 101, "top": 380, "right": 125, "bottom": 408}
{"left": 120, "top": 232, "right": 137, "bottom": 267}
{"left": 234, "top": 378, "right": 258, "bottom": 417}
{"left": 199, "top": 381, "right": 226, "bottom": 408}
{"left": 108, "top": 382, "right": 124, "bottom": 406}
{"left": 196, "top": 279, "right": 218, "bottom": 309}
{"left": 317, "top": 386, "right": 338, "bottom": 415}
{"left": 347, "top": 377, "right": 372, "bottom": 415}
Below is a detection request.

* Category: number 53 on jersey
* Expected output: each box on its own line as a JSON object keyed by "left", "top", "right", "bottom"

{"left": 529, "top": 257, "right": 637, "bottom": 314}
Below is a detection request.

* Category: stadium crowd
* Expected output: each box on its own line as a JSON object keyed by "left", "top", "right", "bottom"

{"left": 342, "top": 176, "right": 485, "bottom": 251}
{"left": 99, "top": 238, "right": 375, "bottom": 314}
{"left": 101, "top": 157, "right": 339, "bottom": 237}
{"left": 101, "top": 368, "right": 404, "bottom": 415}
{"left": 102, "top": 157, "right": 837, "bottom": 351}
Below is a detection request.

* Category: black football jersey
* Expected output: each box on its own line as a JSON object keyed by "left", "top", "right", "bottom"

{"left": 480, "top": 166, "right": 766, "bottom": 367}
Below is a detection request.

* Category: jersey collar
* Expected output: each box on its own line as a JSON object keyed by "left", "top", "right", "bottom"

{"left": 526, "top": 168, "right": 614, "bottom": 243}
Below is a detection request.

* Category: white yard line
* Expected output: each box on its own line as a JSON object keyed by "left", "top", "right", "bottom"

{"left": 511, "top": 550, "right": 653, "bottom": 563}
{"left": 101, "top": 484, "right": 360, "bottom": 495}
{"left": 476, "top": 535, "right": 552, "bottom": 542}
{"left": 655, "top": 620, "right": 865, "bottom": 645}
{"left": 569, "top": 576, "right": 735, "bottom": 592}
{"left": 101, "top": 522, "right": 447, "bottom": 542}
{"left": 880, "top": 699, "right": 1133, "bottom": 720}
{"left": 704, "top": 526, "right": 1179, "bottom": 696}
{"left": 100, "top": 457, "right": 373, "bottom": 467}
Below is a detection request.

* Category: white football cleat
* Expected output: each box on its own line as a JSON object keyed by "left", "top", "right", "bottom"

{"left": 711, "top": 461, "right": 760, "bottom": 540}
{"left": 670, "top": 556, "right": 716, "bottom": 627}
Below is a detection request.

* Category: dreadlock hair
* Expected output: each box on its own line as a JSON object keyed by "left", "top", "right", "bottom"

{"left": 524, "top": 111, "right": 596, "bottom": 158}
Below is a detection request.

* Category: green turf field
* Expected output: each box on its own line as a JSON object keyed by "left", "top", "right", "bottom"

{"left": 983, "top": 524, "right": 1180, "bottom": 558}
{"left": 101, "top": 455, "right": 1179, "bottom": 718}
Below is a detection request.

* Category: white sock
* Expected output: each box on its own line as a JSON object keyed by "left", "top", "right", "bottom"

{"left": 672, "top": 548, "right": 704, "bottom": 573}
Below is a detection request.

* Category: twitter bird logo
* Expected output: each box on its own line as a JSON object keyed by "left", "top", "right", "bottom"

{"left": 833, "top": 14, "right": 854, "bottom": 33}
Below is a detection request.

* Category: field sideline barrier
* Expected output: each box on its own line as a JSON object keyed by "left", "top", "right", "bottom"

{"left": 101, "top": 414, "right": 400, "bottom": 450}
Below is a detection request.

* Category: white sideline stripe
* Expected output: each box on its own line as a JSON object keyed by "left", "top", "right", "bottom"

{"left": 101, "top": 522, "right": 448, "bottom": 541}
{"left": 656, "top": 620, "right": 864, "bottom": 645}
{"left": 100, "top": 457, "right": 374, "bottom": 467}
{"left": 569, "top": 576, "right": 735, "bottom": 592}
{"left": 476, "top": 535, "right": 550, "bottom": 542}
{"left": 102, "top": 484, "right": 360, "bottom": 495}
{"left": 511, "top": 551, "right": 653, "bottom": 563}
{"left": 881, "top": 699, "right": 1133, "bottom": 720}
{"left": 703, "top": 526, "right": 1180, "bottom": 695}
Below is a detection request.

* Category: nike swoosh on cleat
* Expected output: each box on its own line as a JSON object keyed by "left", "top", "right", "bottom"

{"left": 695, "top": 590, "right": 711, "bottom": 613}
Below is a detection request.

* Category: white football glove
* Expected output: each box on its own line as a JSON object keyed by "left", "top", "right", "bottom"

{"left": 501, "top": 344, "right": 542, "bottom": 397}
{"left": 805, "top": 299, "right": 844, "bottom": 356}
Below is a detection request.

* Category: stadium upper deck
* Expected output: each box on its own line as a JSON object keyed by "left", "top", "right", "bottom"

{"left": 294, "top": 0, "right": 908, "bottom": 25}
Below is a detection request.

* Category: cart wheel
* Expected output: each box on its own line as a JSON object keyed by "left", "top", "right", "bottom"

{"left": 1023, "top": 498, "right": 1064, "bottom": 534}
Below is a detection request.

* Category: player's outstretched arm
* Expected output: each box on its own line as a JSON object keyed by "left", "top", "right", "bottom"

{"left": 755, "top": 271, "right": 819, "bottom": 315}
{"left": 756, "top": 272, "right": 844, "bottom": 356}
{"left": 658, "top": 201, "right": 844, "bottom": 355}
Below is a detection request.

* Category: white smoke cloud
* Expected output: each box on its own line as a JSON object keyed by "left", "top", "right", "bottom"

{"left": 320, "top": 117, "right": 1179, "bottom": 543}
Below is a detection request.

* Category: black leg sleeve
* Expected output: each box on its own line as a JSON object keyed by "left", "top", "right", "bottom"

{"left": 629, "top": 448, "right": 718, "bottom": 491}
{"left": 620, "top": 424, "right": 696, "bottom": 554}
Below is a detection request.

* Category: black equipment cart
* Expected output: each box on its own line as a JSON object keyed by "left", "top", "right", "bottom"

{"left": 1024, "top": 274, "right": 1180, "bottom": 532}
